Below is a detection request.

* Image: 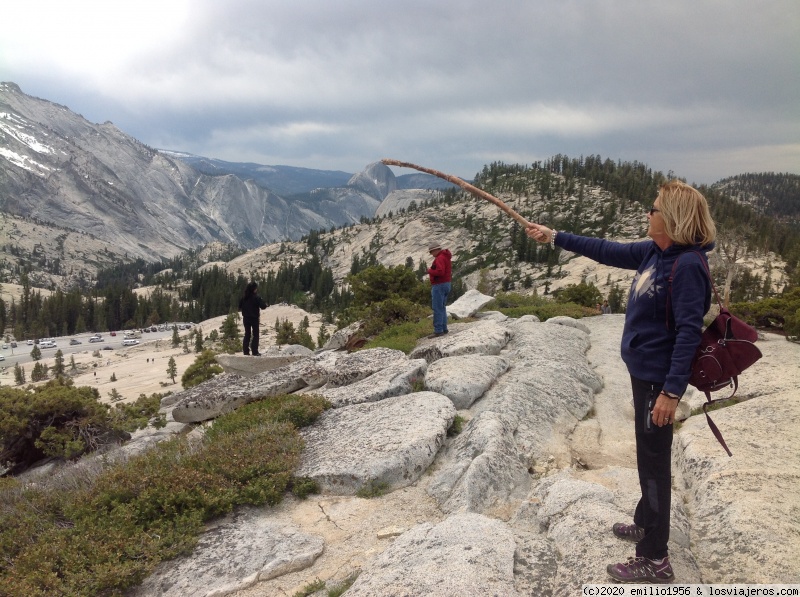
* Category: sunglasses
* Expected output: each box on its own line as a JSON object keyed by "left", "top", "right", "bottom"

{"left": 648, "top": 207, "right": 660, "bottom": 216}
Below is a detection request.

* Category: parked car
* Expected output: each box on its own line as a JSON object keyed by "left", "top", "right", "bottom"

{"left": 70, "top": 339, "right": 82, "bottom": 345}
{"left": 0, "top": 355, "right": 5, "bottom": 361}
{"left": 110, "top": 331, "right": 117, "bottom": 336}
{"left": 102, "top": 346, "right": 113, "bottom": 351}
{"left": 2, "top": 344, "right": 8, "bottom": 349}
{"left": 39, "top": 340, "right": 56, "bottom": 349}
{"left": 10, "top": 342, "right": 16, "bottom": 348}
{"left": 122, "top": 338, "right": 139, "bottom": 346}
{"left": 89, "top": 335, "right": 103, "bottom": 343}
{"left": 27, "top": 339, "right": 34, "bottom": 345}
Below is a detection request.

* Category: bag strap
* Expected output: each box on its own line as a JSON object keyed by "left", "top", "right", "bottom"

{"left": 702, "top": 396, "right": 734, "bottom": 457}
{"left": 666, "top": 250, "right": 722, "bottom": 329}
{"left": 669, "top": 250, "right": 735, "bottom": 457}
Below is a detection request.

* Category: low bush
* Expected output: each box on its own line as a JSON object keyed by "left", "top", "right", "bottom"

{"left": 0, "top": 393, "right": 330, "bottom": 596}
{"left": 362, "top": 318, "right": 432, "bottom": 353}
{"left": 181, "top": 349, "right": 224, "bottom": 389}
{"left": 0, "top": 380, "right": 163, "bottom": 475}
{"left": 487, "top": 292, "right": 589, "bottom": 320}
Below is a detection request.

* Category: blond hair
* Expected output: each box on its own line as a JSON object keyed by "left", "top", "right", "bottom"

{"left": 658, "top": 180, "right": 716, "bottom": 247}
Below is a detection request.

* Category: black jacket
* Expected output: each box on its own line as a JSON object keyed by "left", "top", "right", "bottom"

{"left": 239, "top": 293, "right": 267, "bottom": 320}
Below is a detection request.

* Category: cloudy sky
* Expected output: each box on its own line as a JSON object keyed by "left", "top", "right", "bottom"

{"left": 3, "top": 0, "right": 798, "bottom": 185}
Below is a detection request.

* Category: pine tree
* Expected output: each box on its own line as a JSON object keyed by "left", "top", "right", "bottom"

{"left": 167, "top": 356, "right": 177, "bottom": 384}
{"left": 171, "top": 325, "right": 180, "bottom": 347}
{"left": 30, "top": 345, "right": 42, "bottom": 361}
{"left": 53, "top": 349, "right": 65, "bottom": 377}
{"left": 13, "top": 362, "right": 25, "bottom": 385}
{"left": 31, "top": 362, "right": 46, "bottom": 382}
{"left": 194, "top": 328, "right": 203, "bottom": 353}
{"left": 221, "top": 312, "right": 239, "bottom": 340}
{"left": 317, "top": 323, "right": 330, "bottom": 349}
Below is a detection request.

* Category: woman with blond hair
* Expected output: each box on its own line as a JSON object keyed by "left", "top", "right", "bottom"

{"left": 526, "top": 180, "right": 716, "bottom": 584}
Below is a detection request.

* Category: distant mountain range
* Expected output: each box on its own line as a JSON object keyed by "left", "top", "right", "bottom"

{"left": 0, "top": 82, "right": 453, "bottom": 267}
{"left": 2, "top": 81, "right": 797, "bottom": 296}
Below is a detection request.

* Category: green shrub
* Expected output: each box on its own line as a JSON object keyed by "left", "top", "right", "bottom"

{"left": 290, "top": 477, "right": 320, "bottom": 500}
{"left": 361, "top": 318, "right": 431, "bottom": 353}
{"left": 356, "top": 480, "right": 391, "bottom": 499}
{"left": 553, "top": 281, "right": 603, "bottom": 307}
{"left": 348, "top": 264, "right": 428, "bottom": 308}
{"left": 294, "top": 578, "right": 326, "bottom": 597}
{"left": 1, "top": 379, "right": 110, "bottom": 474}
{"left": 181, "top": 350, "right": 224, "bottom": 389}
{"left": 732, "top": 287, "right": 800, "bottom": 338}
{"left": 448, "top": 415, "right": 465, "bottom": 437}
{"left": 327, "top": 571, "right": 360, "bottom": 596}
{"left": 0, "top": 393, "right": 331, "bottom": 596}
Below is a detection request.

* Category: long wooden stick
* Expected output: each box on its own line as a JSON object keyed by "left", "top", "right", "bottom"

{"left": 381, "top": 159, "right": 532, "bottom": 228}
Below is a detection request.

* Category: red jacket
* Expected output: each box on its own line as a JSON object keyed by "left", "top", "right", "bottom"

{"left": 427, "top": 249, "right": 452, "bottom": 285}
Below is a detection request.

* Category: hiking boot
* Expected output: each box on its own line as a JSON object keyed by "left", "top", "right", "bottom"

{"left": 607, "top": 556, "right": 674, "bottom": 584}
{"left": 612, "top": 522, "right": 645, "bottom": 543}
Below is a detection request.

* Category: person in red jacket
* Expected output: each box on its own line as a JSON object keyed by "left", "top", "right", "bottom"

{"left": 426, "top": 242, "right": 452, "bottom": 337}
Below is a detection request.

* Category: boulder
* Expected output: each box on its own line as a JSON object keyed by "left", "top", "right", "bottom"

{"left": 446, "top": 289, "right": 495, "bottom": 319}
{"left": 409, "top": 320, "right": 512, "bottom": 364}
{"left": 129, "top": 508, "right": 324, "bottom": 597}
{"left": 424, "top": 354, "right": 510, "bottom": 409}
{"left": 545, "top": 315, "right": 591, "bottom": 334}
{"left": 429, "top": 319, "right": 601, "bottom": 513}
{"left": 216, "top": 345, "right": 313, "bottom": 376}
{"left": 322, "top": 321, "right": 364, "bottom": 351}
{"left": 346, "top": 513, "right": 519, "bottom": 597}
{"left": 317, "top": 358, "right": 428, "bottom": 408}
{"left": 324, "top": 347, "right": 409, "bottom": 388}
{"left": 673, "top": 391, "right": 800, "bottom": 583}
{"left": 296, "top": 392, "right": 455, "bottom": 495}
{"left": 170, "top": 366, "right": 307, "bottom": 423}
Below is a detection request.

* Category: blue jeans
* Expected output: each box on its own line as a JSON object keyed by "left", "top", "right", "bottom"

{"left": 431, "top": 282, "right": 451, "bottom": 334}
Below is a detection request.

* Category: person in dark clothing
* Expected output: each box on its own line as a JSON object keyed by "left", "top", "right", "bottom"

{"left": 426, "top": 242, "right": 452, "bottom": 337}
{"left": 526, "top": 180, "right": 716, "bottom": 584}
{"left": 238, "top": 282, "right": 267, "bottom": 356}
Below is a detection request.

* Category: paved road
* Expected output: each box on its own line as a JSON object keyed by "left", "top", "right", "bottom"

{"left": 0, "top": 325, "right": 195, "bottom": 370}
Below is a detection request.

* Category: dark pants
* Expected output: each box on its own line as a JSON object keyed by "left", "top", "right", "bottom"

{"left": 243, "top": 318, "right": 259, "bottom": 355}
{"left": 630, "top": 375, "right": 673, "bottom": 560}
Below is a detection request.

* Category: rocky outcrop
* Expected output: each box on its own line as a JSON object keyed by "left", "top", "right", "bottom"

{"left": 130, "top": 508, "right": 325, "bottom": 597}
{"left": 216, "top": 345, "right": 313, "bottom": 376}
{"left": 409, "top": 319, "right": 512, "bottom": 363}
{"left": 446, "top": 288, "right": 495, "bottom": 319}
{"left": 346, "top": 513, "right": 519, "bottom": 596}
{"left": 296, "top": 392, "right": 455, "bottom": 495}
{"left": 138, "top": 315, "right": 798, "bottom": 594}
{"left": 674, "top": 390, "right": 800, "bottom": 583}
{"left": 424, "top": 354, "right": 509, "bottom": 409}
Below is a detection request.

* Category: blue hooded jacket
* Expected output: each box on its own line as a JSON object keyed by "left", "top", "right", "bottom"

{"left": 555, "top": 232, "right": 713, "bottom": 397}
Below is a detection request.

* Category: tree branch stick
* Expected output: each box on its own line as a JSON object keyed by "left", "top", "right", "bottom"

{"left": 381, "top": 159, "right": 532, "bottom": 227}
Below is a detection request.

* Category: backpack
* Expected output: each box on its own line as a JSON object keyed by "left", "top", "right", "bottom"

{"left": 668, "top": 252, "right": 763, "bottom": 456}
